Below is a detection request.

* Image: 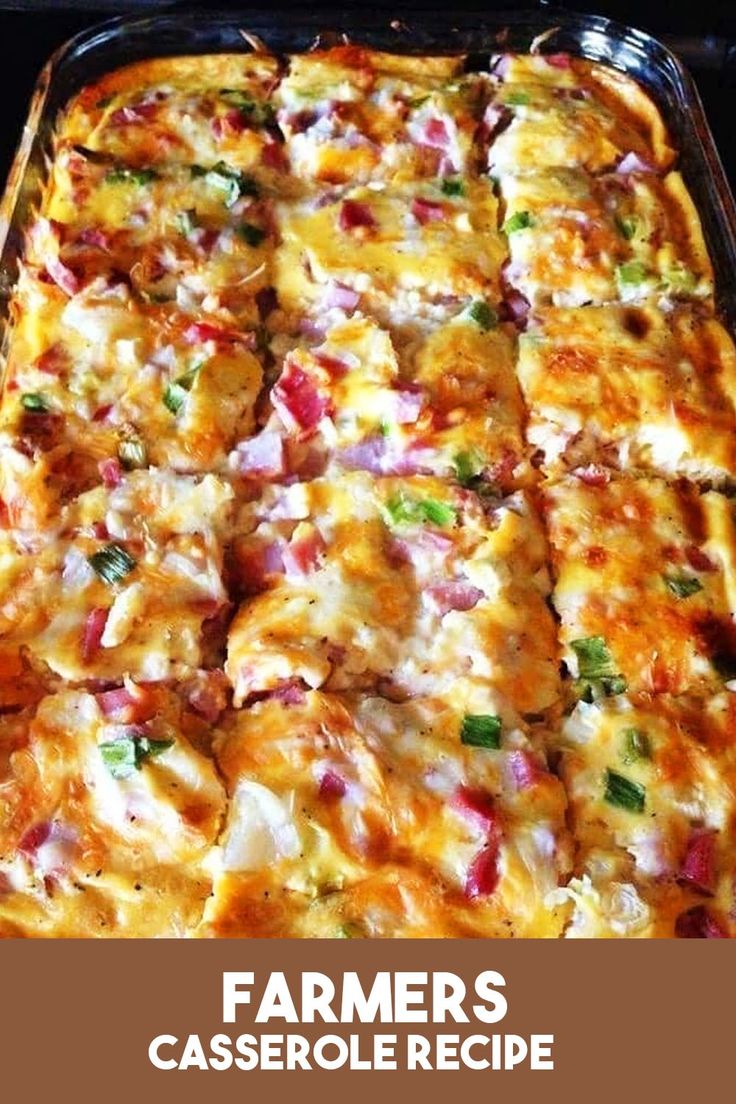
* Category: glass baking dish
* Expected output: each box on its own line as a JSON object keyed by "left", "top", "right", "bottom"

{"left": 1, "top": 4, "right": 735, "bottom": 346}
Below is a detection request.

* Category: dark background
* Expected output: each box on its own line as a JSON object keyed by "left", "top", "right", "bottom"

{"left": 1, "top": 1, "right": 735, "bottom": 188}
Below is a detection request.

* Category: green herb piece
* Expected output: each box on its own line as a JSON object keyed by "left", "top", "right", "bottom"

{"left": 505, "top": 90, "right": 531, "bottom": 106}
{"left": 453, "top": 449, "right": 483, "bottom": 487}
{"left": 621, "top": 727, "right": 652, "bottom": 765}
{"left": 87, "top": 543, "right": 136, "bottom": 584}
{"left": 574, "top": 676, "right": 627, "bottom": 703}
{"left": 664, "top": 573, "right": 703, "bottom": 599}
{"left": 441, "top": 177, "right": 466, "bottom": 197}
{"left": 378, "top": 420, "right": 392, "bottom": 437}
{"left": 665, "top": 264, "right": 697, "bottom": 294}
{"left": 237, "top": 222, "right": 266, "bottom": 247}
{"left": 163, "top": 364, "right": 201, "bottom": 415}
{"left": 118, "top": 436, "right": 147, "bottom": 470}
{"left": 105, "top": 167, "right": 159, "bottom": 186}
{"left": 616, "top": 260, "right": 649, "bottom": 286}
{"left": 175, "top": 210, "right": 197, "bottom": 236}
{"left": 219, "top": 89, "right": 275, "bottom": 126}
{"left": 571, "top": 636, "right": 617, "bottom": 679}
{"left": 604, "top": 768, "right": 645, "bottom": 813}
{"left": 468, "top": 300, "right": 498, "bottom": 331}
{"left": 614, "top": 215, "right": 638, "bottom": 241}
{"left": 503, "top": 210, "right": 534, "bottom": 234}
{"left": 385, "top": 494, "right": 457, "bottom": 528}
{"left": 100, "top": 735, "right": 174, "bottom": 779}
{"left": 204, "top": 161, "right": 259, "bottom": 207}
{"left": 409, "top": 94, "right": 430, "bottom": 109}
{"left": 460, "top": 713, "right": 502, "bottom": 749}
{"left": 21, "top": 392, "right": 51, "bottom": 413}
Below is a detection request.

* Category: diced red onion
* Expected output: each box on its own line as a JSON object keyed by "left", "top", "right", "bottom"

{"left": 234, "top": 432, "right": 286, "bottom": 478}
{"left": 426, "top": 581, "right": 484, "bottom": 616}
{"left": 339, "top": 200, "right": 376, "bottom": 231}
{"left": 411, "top": 197, "right": 445, "bottom": 225}
{"left": 616, "top": 151, "right": 655, "bottom": 175}
{"left": 319, "top": 769, "right": 347, "bottom": 799}
{"left": 82, "top": 608, "right": 108, "bottom": 663}
{"left": 321, "top": 281, "right": 360, "bottom": 312}
{"left": 98, "top": 457, "right": 123, "bottom": 489}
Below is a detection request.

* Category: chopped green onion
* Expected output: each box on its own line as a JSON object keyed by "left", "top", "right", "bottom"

{"left": 616, "top": 260, "right": 649, "bottom": 286}
{"left": 204, "top": 161, "right": 259, "bottom": 207}
{"left": 571, "top": 636, "right": 617, "bottom": 679}
{"left": 614, "top": 215, "right": 638, "bottom": 241}
{"left": 100, "top": 735, "right": 173, "bottom": 779}
{"left": 175, "top": 210, "right": 197, "bottom": 236}
{"left": 460, "top": 713, "right": 502, "bottom": 749}
{"left": 237, "top": 222, "right": 266, "bottom": 247}
{"left": 574, "top": 675, "right": 628, "bottom": 703}
{"left": 453, "top": 449, "right": 483, "bottom": 487}
{"left": 87, "top": 543, "right": 136, "bottom": 584}
{"left": 441, "top": 177, "right": 465, "bottom": 197}
{"left": 505, "top": 90, "right": 531, "bottom": 106}
{"left": 163, "top": 364, "right": 201, "bottom": 415}
{"left": 219, "top": 89, "right": 275, "bottom": 126}
{"left": 665, "top": 264, "right": 697, "bottom": 294}
{"left": 604, "top": 769, "right": 645, "bottom": 813}
{"left": 409, "top": 94, "right": 430, "bottom": 109}
{"left": 105, "top": 167, "right": 159, "bottom": 186}
{"left": 621, "top": 727, "right": 652, "bottom": 765}
{"left": 21, "top": 392, "right": 51, "bottom": 413}
{"left": 118, "top": 436, "right": 147, "bottom": 470}
{"left": 503, "top": 210, "right": 534, "bottom": 234}
{"left": 664, "top": 573, "right": 703, "bottom": 599}
{"left": 378, "top": 420, "right": 392, "bottom": 437}
{"left": 384, "top": 494, "right": 456, "bottom": 528}
{"left": 468, "top": 300, "right": 498, "bottom": 331}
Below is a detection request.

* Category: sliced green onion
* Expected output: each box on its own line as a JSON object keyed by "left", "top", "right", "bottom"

{"left": 163, "top": 364, "right": 201, "bottom": 415}
{"left": 118, "top": 436, "right": 147, "bottom": 470}
{"left": 616, "top": 260, "right": 649, "bottom": 286}
{"left": 175, "top": 209, "right": 197, "bottom": 236}
{"left": 441, "top": 177, "right": 465, "bottom": 197}
{"left": 237, "top": 223, "right": 266, "bottom": 247}
{"left": 621, "top": 727, "right": 652, "bottom": 765}
{"left": 87, "top": 543, "right": 137, "bottom": 584}
{"left": 453, "top": 449, "right": 483, "bottom": 487}
{"left": 503, "top": 210, "right": 534, "bottom": 234}
{"left": 574, "top": 675, "right": 628, "bottom": 703}
{"left": 665, "top": 264, "right": 697, "bottom": 294}
{"left": 100, "top": 735, "right": 173, "bottom": 779}
{"left": 205, "top": 161, "right": 259, "bottom": 207}
{"left": 219, "top": 89, "right": 275, "bottom": 126}
{"left": 385, "top": 494, "right": 457, "bottom": 528}
{"left": 571, "top": 636, "right": 617, "bottom": 679}
{"left": 460, "top": 713, "right": 502, "bottom": 749}
{"left": 604, "top": 769, "right": 645, "bottom": 813}
{"left": 467, "top": 300, "right": 498, "bottom": 331}
{"left": 664, "top": 573, "right": 703, "bottom": 599}
{"left": 21, "top": 392, "right": 51, "bottom": 413}
{"left": 409, "top": 94, "right": 430, "bottom": 109}
{"left": 505, "top": 90, "right": 531, "bottom": 106}
{"left": 614, "top": 215, "right": 638, "bottom": 241}
{"left": 105, "top": 167, "right": 159, "bottom": 186}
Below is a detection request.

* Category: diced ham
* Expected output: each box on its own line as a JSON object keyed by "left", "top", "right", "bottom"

{"left": 675, "top": 905, "right": 728, "bottom": 938}
{"left": 92, "top": 404, "right": 113, "bottom": 423}
{"left": 184, "top": 321, "right": 247, "bottom": 346}
{"left": 452, "top": 786, "right": 500, "bottom": 836}
{"left": 508, "top": 749, "right": 543, "bottom": 790}
{"left": 392, "top": 387, "right": 425, "bottom": 424}
{"left": 426, "top": 581, "right": 484, "bottom": 616}
{"left": 233, "top": 432, "right": 286, "bottom": 479}
{"left": 616, "top": 151, "right": 655, "bottom": 174}
{"left": 575, "top": 464, "right": 610, "bottom": 487}
{"left": 423, "top": 118, "right": 450, "bottom": 149}
{"left": 35, "top": 344, "right": 69, "bottom": 376}
{"left": 109, "top": 102, "right": 158, "bottom": 125}
{"left": 686, "top": 545, "right": 716, "bottom": 573}
{"left": 186, "top": 672, "right": 229, "bottom": 724}
{"left": 312, "top": 352, "right": 350, "bottom": 377}
{"left": 82, "top": 608, "right": 108, "bottom": 663}
{"left": 212, "top": 109, "right": 246, "bottom": 139}
{"left": 411, "top": 197, "right": 446, "bottom": 225}
{"left": 338, "top": 435, "right": 386, "bottom": 474}
{"left": 96, "top": 684, "right": 156, "bottom": 724}
{"left": 321, "top": 282, "right": 360, "bottom": 312}
{"left": 98, "top": 458, "right": 123, "bottom": 489}
{"left": 272, "top": 362, "right": 332, "bottom": 436}
{"left": 679, "top": 830, "right": 717, "bottom": 896}
{"left": 545, "top": 53, "right": 572, "bottom": 69}
{"left": 271, "top": 679, "right": 307, "bottom": 705}
{"left": 502, "top": 290, "right": 531, "bottom": 325}
{"left": 46, "top": 256, "right": 80, "bottom": 297}
{"left": 319, "top": 770, "right": 347, "bottom": 799}
{"left": 465, "top": 842, "right": 500, "bottom": 899}
{"left": 92, "top": 521, "right": 109, "bottom": 541}
{"left": 339, "top": 200, "right": 376, "bottom": 231}
{"left": 261, "top": 139, "right": 286, "bottom": 170}
{"left": 19, "top": 821, "right": 51, "bottom": 856}
{"left": 282, "top": 529, "right": 326, "bottom": 577}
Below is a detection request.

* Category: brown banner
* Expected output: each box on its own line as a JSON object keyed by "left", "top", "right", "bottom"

{"left": 1, "top": 940, "right": 730, "bottom": 1102}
